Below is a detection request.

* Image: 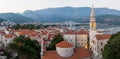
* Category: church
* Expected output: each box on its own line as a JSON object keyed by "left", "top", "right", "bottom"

{"left": 89, "top": 5, "right": 111, "bottom": 59}
{"left": 41, "top": 5, "right": 111, "bottom": 59}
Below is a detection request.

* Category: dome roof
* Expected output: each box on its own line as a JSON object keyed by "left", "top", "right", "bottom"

{"left": 56, "top": 41, "right": 73, "bottom": 48}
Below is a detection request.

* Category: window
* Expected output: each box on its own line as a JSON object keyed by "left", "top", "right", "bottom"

{"left": 85, "top": 43, "right": 86, "bottom": 45}
{"left": 101, "top": 42, "right": 103, "bottom": 46}
{"left": 101, "top": 48, "right": 103, "bottom": 51}
{"left": 81, "top": 43, "right": 83, "bottom": 45}
{"left": 71, "top": 40, "right": 72, "bottom": 42}
{"left": 5, "top": 40, "right": 7, "bottom": 42}
{"left": 81, "top": 39, "right": 83, "bottom": 41}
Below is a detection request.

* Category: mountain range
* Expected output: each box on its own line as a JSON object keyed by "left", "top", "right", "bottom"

{"left": 0, "top": 7, "right": 120, "bottom": 25}
{"left": 0, "top": 13, "right": 33, "bottom": 23}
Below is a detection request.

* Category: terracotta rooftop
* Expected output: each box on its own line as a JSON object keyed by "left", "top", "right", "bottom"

{"left": 64, "top": 30, "right": 76, "bottom": 34}
{"left": 18, "top": 29, "right": 32, "bottom": 35}
{"left": 28, "top": 31, "right": 38, "bottom": 37}
{"left": 96, "top": 34, "right": 111, "bottom": 40}
{"left": 18, "top": 29, "right": 38, "bottom": 37}
{"left": 41, "top": 31, "right": 48, "bottom": 35}
{"left": 63, "top": 29, "right": 88, "bottom": 35}
{"left": 56, "top": 41, "right": 73, "bottom": 48}
{"left": 77, "top": 29, "right": 88, "bottom": 34}
{"left": 42, "top": 47, "right": 90, "bottom": 59}
{"left": 12, "top": 30, "right": 21, "bottom": 32}
{"left": 5, "top": 34, "right": 14, "bottom": 38}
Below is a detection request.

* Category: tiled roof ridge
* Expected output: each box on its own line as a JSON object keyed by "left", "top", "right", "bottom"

{"left": 56, "top": 41, "right": 73, "bottom": 48}
{"left": 4, "top": 34, "right": 14, "bottom": 38}
{"left": 96, "top": 34, "right": 111, "bottom": 40}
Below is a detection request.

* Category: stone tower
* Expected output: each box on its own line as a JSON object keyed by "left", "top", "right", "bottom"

{"left": 89, "top": 5, "right": 97, "bottom": 52}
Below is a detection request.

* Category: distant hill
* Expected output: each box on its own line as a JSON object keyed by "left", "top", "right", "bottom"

{"left": 59, "top": 14, "right": 120, "bottom": 25}
{"left": 96, "top": 14, "right": 120, "bottom": 25}
{"left": 23, "top": 7, "right": 120, "bottom": 23}
{"left": 0, "top": 13, "right": 33, "bottom": 23}
{"left": 0, "top": 7, "right": 120, "bottom": 25}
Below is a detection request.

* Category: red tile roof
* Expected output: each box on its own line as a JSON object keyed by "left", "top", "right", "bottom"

{"left": 18, "top": 29, "right": 32, "bottom": 35}
{"left": 56, "top": 41, "right": 73, "bottom": 48}
{"left": 4, "top": 34, "right": 14, "bottom": 38}
{"left": 18, "top": 29, "right": 38, "bottom": 37}
{"left": 64, "top": 30, "right": 76, "bottom": 34}
{"left": 96, "top": 34, "right": 111, "bottom": 40}
{"left": 28, "top": 32, "right": 38, "bottom": 37}
{"left": 42, "top": 47, "right": 90, "bottom": 59}
{"left": 77, "top": 29, "right": 88, "bottom": 34}
{"left": 63, "top": 29, "right": 88, "bottom": 35}
{"left": 41, "top": 31, "right": 48, "bottom": 35}
{"left": 12, "top": 30, "right": 21, "bottom": 32}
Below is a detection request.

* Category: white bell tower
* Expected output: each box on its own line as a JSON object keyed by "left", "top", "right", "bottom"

{"left": 89, "top": 5, "right": 98, "bottom": 57}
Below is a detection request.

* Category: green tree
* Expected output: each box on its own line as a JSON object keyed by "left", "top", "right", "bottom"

{"left": 6, "top": 36, "right": 41, "bottom": 59}
{"left": 11, "top": 24, "right": 44, "bottom": 30}
{"left": 1, "top": 51, "right": 12, "bottom": 59}
{"left": 47, "top": 34, "right": 64, "bottom": 50}
{"left": 103, "top": 32, "right": 120, "bottom": 59}
{"left": 12, "top": 24, "right": 20, "bottom": 29}
{"left": 36, "top": 24, "right": 43, "bottom": 29}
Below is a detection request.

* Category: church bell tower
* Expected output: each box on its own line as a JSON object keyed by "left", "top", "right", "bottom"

{"left": 90, "top": 5, "right": 96, "bottom": 30}
{"left": 89, "top": 5, "right": 99, "bottom": 57}
{"left": 89, "top": 5, "right": 97, "bottom": 51}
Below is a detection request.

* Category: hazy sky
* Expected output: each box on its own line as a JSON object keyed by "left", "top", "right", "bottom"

{"left": 0, "top": 0, "right": 119, "bottom": 13}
